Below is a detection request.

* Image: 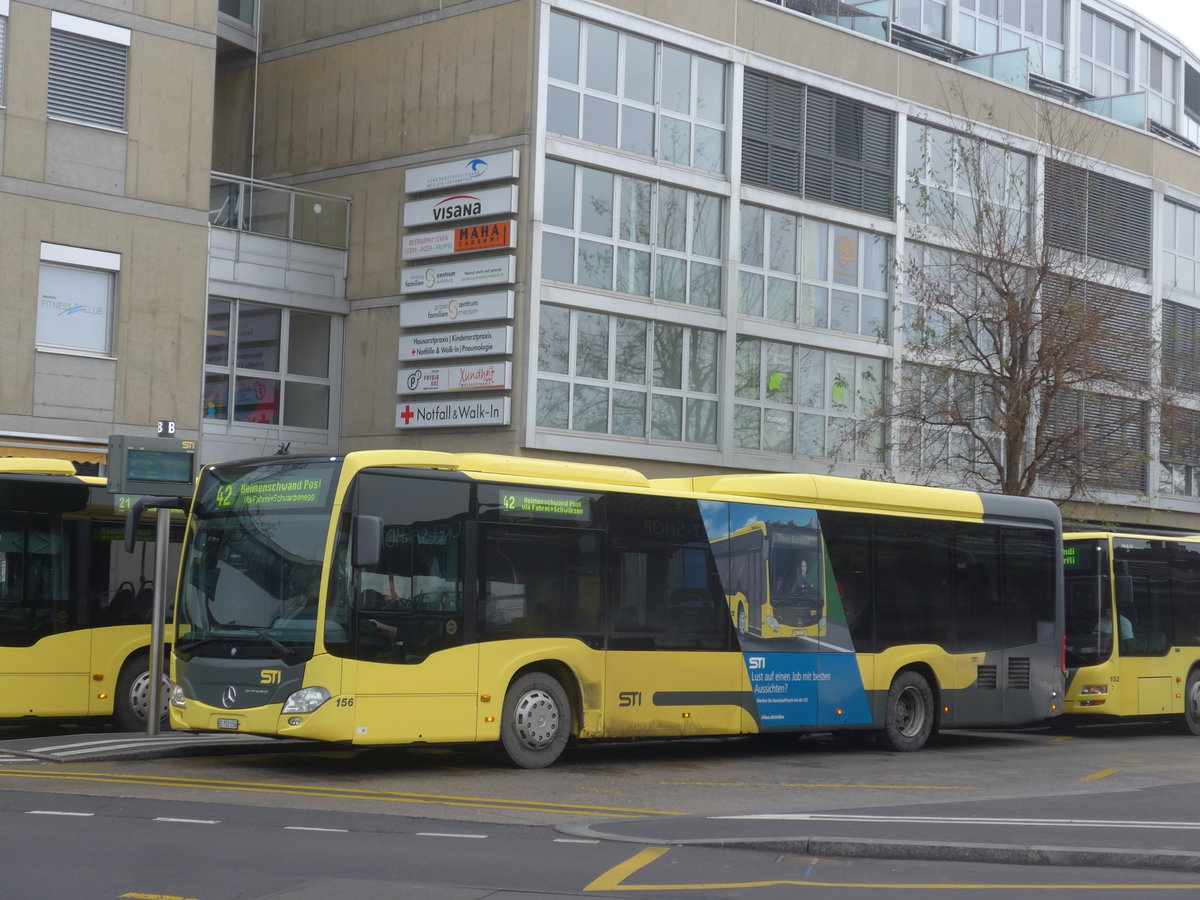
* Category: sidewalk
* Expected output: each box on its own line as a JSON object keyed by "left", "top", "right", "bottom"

{"left": 557, "top": 796, "right": 1200, "bottom": 873}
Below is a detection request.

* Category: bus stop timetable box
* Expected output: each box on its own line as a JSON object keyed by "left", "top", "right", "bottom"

{"left": 107, "top": 434, "right": 196, "bottom": 497}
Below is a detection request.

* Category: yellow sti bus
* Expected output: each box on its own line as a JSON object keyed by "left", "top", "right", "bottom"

{"left": 1062, "top": 532, "right": 1200, "bottom": 732}
{"left": 167, "top": 451, "right": 1063, "bottom": 766}
{"left": 717, "top": 520, "right": 826, "bottom": 640}
{"left": 0, "top": 458, "right": 181, "bottom": 730}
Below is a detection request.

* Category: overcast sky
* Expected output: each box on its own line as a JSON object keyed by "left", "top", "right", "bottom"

{"left": 1120, "top": 1, "right": 1200, "bottom": 56}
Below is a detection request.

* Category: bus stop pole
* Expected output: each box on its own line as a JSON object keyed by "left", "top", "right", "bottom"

{"left": 147, "top": 506, "right": 171, "bottom": 736}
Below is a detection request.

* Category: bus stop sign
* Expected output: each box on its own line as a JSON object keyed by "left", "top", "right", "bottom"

{"left": 106, "top": 434, "right": 196, "bottom": 498}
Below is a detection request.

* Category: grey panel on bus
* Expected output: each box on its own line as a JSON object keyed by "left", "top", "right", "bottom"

{"left": 980, "top": 494, "right": 1062, "bottom": 534}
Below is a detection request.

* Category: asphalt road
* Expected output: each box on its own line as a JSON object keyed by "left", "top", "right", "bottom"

{"left": 1, "top": 720, "right": 1199, "bottom": 896}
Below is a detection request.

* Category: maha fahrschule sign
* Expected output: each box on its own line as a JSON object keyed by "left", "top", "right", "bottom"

{"left": 405, "top": 150, "right": 520, "bottom": 194}
{"left": 396, "top": 397, "right": 511, "bottom": 429}
{"left": 402, "top": 221, "right": 517, "bottom": 261}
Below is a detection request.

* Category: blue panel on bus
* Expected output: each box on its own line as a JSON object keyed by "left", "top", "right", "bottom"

{"left": 743, "top": 652, "right": 872, "bottom": 728}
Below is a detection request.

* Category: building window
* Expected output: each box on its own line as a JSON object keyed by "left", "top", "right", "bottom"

{"left": 1163, "top": 300, "right": 1200, "bottom": 393}
{"left": 1044, "top": 161, "right": 1152, "bottom": 274}
{"left": 735, "top": 338, "right": 885, "bottom": 461}
{"left": 957, "top": 0, "right": 1066, "bottom": 80}
{"left": 897, "top": 0, "right": 947, "bottom": 40}
{"left": 542, "top": 159, "right": 723, "bottom": 308}
{"left": 547, "top": 11, "right": 726, "bottom": 174}
{"left": 1161, "top": 406, "right": 1200, "bottom": 498}
{"left": 204, "top": 299, "right": 333, "bottom": 430}
{"left": 1079, "top": 9, "right": 1131, "bottom": 97}
{"left": 905, "top": 121, "right": 1031, "bottom": 243}
{"left": 739, "top": 205, "right": 889, "bottom": 338}
{"left": 36, "top": 243, "right": 119, "bottom": 355}
{"left": 1141, "top": 39, "right": 1179, "bottom": 130}
{"left": 1163, "top": 201, "right": 1200, "bottom": 298}
{"left": 742, "top": 71, "right": 896, "bottom": 219}
{"left": 47, "top": 13, "right": 129, "bottom": 130}
{"left": 536, "top": 306, "right": 718, "bottom": 444}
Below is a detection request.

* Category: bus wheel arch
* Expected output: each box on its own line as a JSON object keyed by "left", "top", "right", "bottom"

{"left": 114, "top": 649, "right": 170, "bottom": 733}
{"left": 1178, "top": 667, "right": 1200, "bottom": 736}
{"left": 497, "top": 664, "right": 577, "bottom": 769}
{"left": 878, "top": 667, "right": 937, "bottom": 752}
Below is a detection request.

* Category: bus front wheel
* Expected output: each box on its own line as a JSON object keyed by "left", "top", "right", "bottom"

{"left": 1178, "top": 669, "right": 1200, "bottom": 736}
{"left": 878, "top": 671, "right": 934, "bottom": 752}
{"left": 114, "top": 651, "right": 170, "bottom": 733}
{"left": 498, "top": 672, "right": 571, "bottom": 769}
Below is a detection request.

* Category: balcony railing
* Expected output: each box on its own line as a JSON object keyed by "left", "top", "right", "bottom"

{"left": 210, "top": 173, "right": 350, "bottom": 249}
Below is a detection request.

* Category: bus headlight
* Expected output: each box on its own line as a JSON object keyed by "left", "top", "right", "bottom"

{"left": 1079, "top": 685, "right": 1108, "bottom": 695}
{"left": 765, "top": 616, "right": 780, "bottom": 632}
{"left": 169, "top": 683, "right": 188, "bottom": 709}
{"left": 282, "top": 686, "right": 331, "bottom": 714}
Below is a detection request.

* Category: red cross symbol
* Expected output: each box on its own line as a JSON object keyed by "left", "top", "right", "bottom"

{"left": 399, "top": 405, "right": 415, "bottom": 425}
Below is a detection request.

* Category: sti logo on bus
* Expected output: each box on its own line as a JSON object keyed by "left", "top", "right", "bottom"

{"left": 260, "top": 669, "right": 282, "bottom": 685}
{"left": 748, "top": 657, "right": 767, "bottom": 670}
{"left": 618, "top": 691, "right": 642, "bottom": 707}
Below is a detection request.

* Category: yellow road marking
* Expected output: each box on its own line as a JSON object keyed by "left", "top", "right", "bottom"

{"left": 584, "top": 847, "right": 1200, "bottom": 892}
{"left": 0, "top": 768, "right": 678, "bottom": 818}
{"left": 1049, "top": 736, "right": 1073, "bottom": 744}
{"left": 121, "top": 894, "right": 199, "bottom": 900}
{"left": 657, "top": 782, "right": 974, "bottom": 791}
{"left": 1081, "top": 768, "right": 1119, "bottom": 782}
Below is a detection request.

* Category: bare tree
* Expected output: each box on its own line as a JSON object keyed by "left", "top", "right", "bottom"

{"left": 858, "top": 85, "right": 1164, "bottom": 502}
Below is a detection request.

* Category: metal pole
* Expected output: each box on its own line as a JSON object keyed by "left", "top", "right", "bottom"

{"left": 147, "top": 506, "right": 171, "bottom": 736}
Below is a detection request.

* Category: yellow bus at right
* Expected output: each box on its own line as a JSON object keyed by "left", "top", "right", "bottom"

{"left": 1062, "top": 532, "right": 1200, "bottom": 733}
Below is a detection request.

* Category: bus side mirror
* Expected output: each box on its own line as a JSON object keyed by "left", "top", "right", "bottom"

{"left": 352, "top": 515, "right": 382, "bottom": 569}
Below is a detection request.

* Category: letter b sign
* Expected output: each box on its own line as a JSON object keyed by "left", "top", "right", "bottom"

{"left": 157, "top": 420, "right": 176, "bottom": 437}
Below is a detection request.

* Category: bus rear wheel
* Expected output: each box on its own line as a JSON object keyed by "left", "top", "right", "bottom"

{"left": 1178, "top": 669, "right": 1200, "bottom": 736}
{"left": 878, "top": 671, "right": 934, "bottom": 752}
{"left": 114, "top": 651, "right": 170, "bottom": 733}
{"left": 498, "top": 672, "right": 571, "bottom": 769}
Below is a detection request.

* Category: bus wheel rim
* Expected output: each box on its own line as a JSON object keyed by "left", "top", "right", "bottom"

{"left": 1189, "top": 680, "right": 1200, "bottom": 719}
{"left": 896, "top": 686, "right": 925, "bottom": 737}
{"left": 513, "top": 689, "right": 559, "bottom": 750}
{"left": 127, "top": 671, "right": 152, "bottom": 723}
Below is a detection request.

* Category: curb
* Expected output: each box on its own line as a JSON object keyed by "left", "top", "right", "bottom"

{"left": 557, "top": 822, "right": 1200, "bottom": 873}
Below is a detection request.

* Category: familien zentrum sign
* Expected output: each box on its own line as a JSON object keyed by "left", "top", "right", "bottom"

{"left": 400, "top": 256, "right": 515, "bottom": 294}
{"left": 405, "top": 150, "right": 520, "bottom": 193}
{"left": 403, "top": 185, "right": 518, "bottom": 228}
{"left": 399, "top": 291, "right": 513, "bottom": 328}
{"left": 402, "top": 221, "right": 517, "bottom": 260}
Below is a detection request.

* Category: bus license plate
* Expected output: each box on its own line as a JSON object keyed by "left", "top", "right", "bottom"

{"left": 216, "top": 718, "right": 239, "bottom": 731}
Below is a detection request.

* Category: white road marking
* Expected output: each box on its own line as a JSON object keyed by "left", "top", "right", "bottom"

{"left": 27, "top": 810, "right": 94, "bottom": 817}
{"left": 416, "top": 832, "right": 488, "bottom": 839}
{"left": 153, "top": 817, "right": 220, "bottom": 825}
{"left": 284, "top": 826, "right": 350, "bottom": 833}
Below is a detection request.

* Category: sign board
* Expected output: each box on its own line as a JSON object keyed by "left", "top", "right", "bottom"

{"left": 400, "top": 325, "right": 513, "bottom": 361}
{"left": 403, "top": 185, "right": 519, "bottom": 229}
{"left": 400, "top": 255, "right": 515, "bottom": 294}
{"left": 107, "top": 434, "right": 196, "bottom": 497}
{"left": 402, "top": 221, "right": 517, "bottom": 260}
{"left": 405, "top": 149, "right": 520, "bottom": 194}
{"left": 396, "top": 397, "right": 511, "bottom": 429}
{"left": 398, "top": 361, "right": 513, "bottom": 395}
{"left": 399, "top": 291, "right": 513, "bottom": 329}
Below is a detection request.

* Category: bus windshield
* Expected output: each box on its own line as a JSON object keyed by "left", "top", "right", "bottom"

{"left": 1063, "top": 538, "right": 1114, "bottom": 666}
{"left": 175, "top": 459, "right": 339, "bottom": 661}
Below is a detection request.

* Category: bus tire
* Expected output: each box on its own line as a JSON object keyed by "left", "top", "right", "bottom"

{"left": 114, "top": 651, "right": 170, "bottom": 733}
{"left": 878, "top": 670, "right": 934, "bottom": 752}
{"left": 737, "top": 605, "right": 748, "bottom": 635}
{"left": 498, "top": 672, "right": 571, "bottom": 769}
{"left": 1178, "top": 669, "right": 1200, "bottom": 736}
